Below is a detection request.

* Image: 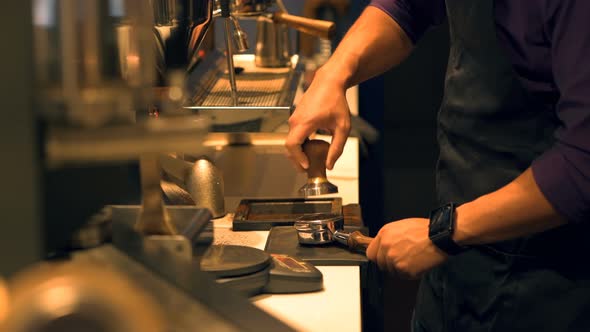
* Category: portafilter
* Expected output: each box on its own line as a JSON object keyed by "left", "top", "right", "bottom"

{"left": 294, "top": 213, "right": 373, "bottom": 252}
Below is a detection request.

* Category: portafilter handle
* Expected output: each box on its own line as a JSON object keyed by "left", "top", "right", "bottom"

{"left": 333, "top": 230, "right": 374, "bottom": 252}
{"left": 272, "top": 12, "right": 335, "bottom": 39}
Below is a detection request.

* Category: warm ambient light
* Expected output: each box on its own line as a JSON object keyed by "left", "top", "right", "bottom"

{"left": 0, "top": 277, "right": 9, "bottom": 323}
{"left": 38, "top": 279, "right": 79, "bottom": 318}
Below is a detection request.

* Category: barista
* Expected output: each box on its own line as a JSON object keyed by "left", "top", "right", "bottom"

{"left": 286, "top": 0, "right": 590, "bottom": 330}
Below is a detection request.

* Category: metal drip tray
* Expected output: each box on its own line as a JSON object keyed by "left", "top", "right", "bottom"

{"left": 199, "top": 69, "right": 290, "bottom": 107}
{"left": 185, "top": 52, "right": 303, "bottom": 133}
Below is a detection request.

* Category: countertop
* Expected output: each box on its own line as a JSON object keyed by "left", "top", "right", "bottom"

{"left": 212, "top": 134, "right": 362, "bottom": 332}
{"left": 210, "top": 71, "right": 362, "bottom": 331}
{"left": 213, "top": 216, "right": 362, "bottom": 332}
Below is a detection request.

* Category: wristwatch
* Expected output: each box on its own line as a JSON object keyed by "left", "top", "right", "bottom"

{"left": 428, "top": 203, "right": 467, "bottom": 255}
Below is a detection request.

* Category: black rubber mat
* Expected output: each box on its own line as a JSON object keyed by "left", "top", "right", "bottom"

{"left": 264, "top": 226, "right": 368, "bottom": 266}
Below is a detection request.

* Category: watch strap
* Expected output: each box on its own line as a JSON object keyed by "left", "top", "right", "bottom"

{"left": 428, "top": 203, "right": 467, "bottom": 255}
{"left": 429, "top": 230, "right": 466, "bottom": 255}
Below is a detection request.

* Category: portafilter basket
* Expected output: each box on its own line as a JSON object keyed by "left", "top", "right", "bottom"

{"left": 294, "top": 213, "right": 373, "bottom": 252}
{"left": 294, "top": 213, "right": 344, "bottom": 245}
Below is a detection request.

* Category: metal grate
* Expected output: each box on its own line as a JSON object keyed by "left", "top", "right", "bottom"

{"left": 184, "top": 53, "right": 303, "bottom": 133}
{"left": 197, "top": 71, "right": 289, "bottom": 107}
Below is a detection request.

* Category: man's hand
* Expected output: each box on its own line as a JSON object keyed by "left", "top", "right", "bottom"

{"left": 366, "top": 218, "right": 448, "bottom": 279}
{"left": 285, "top": 71, "right": 351, "bottom": 171}
{"left": 284, "top": 6, "right": 413, "bottom": 171}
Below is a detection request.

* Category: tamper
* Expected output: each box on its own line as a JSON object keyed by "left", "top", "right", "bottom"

{"left": 298, "top": 139, "right": 339, "bottom": 197}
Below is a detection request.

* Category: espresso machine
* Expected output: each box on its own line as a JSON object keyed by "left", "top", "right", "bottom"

{"left": 0, "top": 1, "right": 300, "bottom": 331}
{"left": 150, "top": 0, "right": 339, "bottom": 214}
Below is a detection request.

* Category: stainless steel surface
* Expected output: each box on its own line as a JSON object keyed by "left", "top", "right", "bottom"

{"left": 294, "top": 229, "right": 334, "bottom": 245}
{"left": 159, "top": 154, "right": 193, "bottom": 185}
{"left": 71, "top": 207, "right": 113, "bottom": 249}
{"left": 255, "top": 15, "right": 292, "bottom": 67}
{"left": 136, "top": 154, "right": 177, "bottom": 235}
{"left": 294, "top": 213, "right": 344, "bottom": 245}
{"left": 1, "top": 260, "right": 166, "bottom": 332}
{"left": 37, "top": 0, "right": 212, "bottom": 168}
{"left": 185, "top": 53, "right": 302, "bottom": 131}
{"left": 2, "top": 244, "right": 270, "bottom": 332}
{"left": 189, "top": 54, "right": 298, "bottom": 107}
{"left": 111, "top": 206, "right": 214, "bottom": 256}
{"left": 45, "top": 116, "right": 209, "bottom": 167}
{"left": 299, "top": 177, "right": 339, "bottom": 197}
{"left": 294, "top": 214, "right": 372, "bottom": 251}
{"left": 34, "top": 0, "right": 155, "bottom": 127}
{"left": 295, "top": 214, "right": 373, "bottom": 252}
{"left": 161, "top": 180, "right": 195, "bottom": 204}
{"left": 193, "top": 141, "right": 309, "bottom": 208}
{"left": 230, "top": 16, "right": 250, "bottom": 53}
{"left": 332, "top": 230, "right": 351, "bottom": 247}
{"left": 224, "top": 18, "right": 240, "bottom": 106}
{"left": 108, "top": 208, "right": 296, "bottom": 332}
{"left": 160, "top": 155, "right": 226, "bottom": 218}
{"left": 7, "top": 2, "right": 295, "bottom": 330}
{"left": 151, "top": 0, "right": 177, "bottom": 25}
{"left": 231, "top": 0, "right": 334, "bottom": 68}
{"left": 143, "top": 235, "right": 193, "bottom": 261}
{"left": 74, "top": 246, "right": 242, "bottom": 332}
{"left": 186, "top": 158, "right": 226, "bottom": 218}
{"left": 152, "top": 0, "right": 215, "bottom": 74}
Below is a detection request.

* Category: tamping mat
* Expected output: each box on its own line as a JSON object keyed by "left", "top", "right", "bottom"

{"left": 200, "top": 245, "right": 271, "bottom": 278}
{"left": 264, "top": 227, "right": 368, "bottom": 266}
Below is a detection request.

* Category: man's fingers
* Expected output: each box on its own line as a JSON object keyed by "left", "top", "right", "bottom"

{"left": 367, "top": 235, "right": 388, "bottom": 271}
{"left": 285, "top": 153, "right": 306, "bottom": 173}
{"left": 377, "top": 244, "right": 388, "bottom": 271}
{"left": 326, "top": 124, "right": 350, "bottom": 170}
{"left": 285, "top": 123, "right": 314, "bottom": 170}
{"left": 366, "top": 234, "right": 379, "bottom": 262}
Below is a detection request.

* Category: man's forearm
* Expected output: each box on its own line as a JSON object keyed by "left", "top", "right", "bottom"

{"left": 454, "top": 168, "right": 567, "bottom": 246}
{"left": 316, "top": 6, "right": 413, "bottom": 89}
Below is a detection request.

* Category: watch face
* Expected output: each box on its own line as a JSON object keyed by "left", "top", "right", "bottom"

{"left": 428, "top": 203, "right": 465, "bottom": 255}
{"left": 429, "top": 205, "right": 453, "bottom": 236}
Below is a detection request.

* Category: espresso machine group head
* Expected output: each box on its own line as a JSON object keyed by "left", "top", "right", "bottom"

{"left": 153, "top": 0, "right": 336, "bottom": 104}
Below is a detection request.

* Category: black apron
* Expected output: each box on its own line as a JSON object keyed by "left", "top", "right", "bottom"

{"left": 413, "top": 1, "right": 590, "bottom": 331}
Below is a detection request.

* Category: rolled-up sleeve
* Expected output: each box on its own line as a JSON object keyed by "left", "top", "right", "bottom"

{"left": 369, "top": 0, "right": 447, "bottom": 44}
{"left": 531, "top": 0, "right": 590, "bottom": 223}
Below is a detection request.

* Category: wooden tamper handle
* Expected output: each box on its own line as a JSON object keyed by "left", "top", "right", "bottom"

{"left": 299, "top": 139, "right": 338, "bottom": 196}
{"left": 302, "top": 139, "right": 329, "bottom": 179}
{"left": 273, "top": 12, "right": 335, "bottom": 39}
{"left": 347, "top": 230, "right": 374, "bottom": 252}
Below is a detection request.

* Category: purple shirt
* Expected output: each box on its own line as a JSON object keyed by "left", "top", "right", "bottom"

{"left": 370, "top": 0, "right": 590, "bottom": 223}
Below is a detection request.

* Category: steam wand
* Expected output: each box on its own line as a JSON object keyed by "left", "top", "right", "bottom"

{"left": 220, "top": 0, "right": 239, "bottom": 106}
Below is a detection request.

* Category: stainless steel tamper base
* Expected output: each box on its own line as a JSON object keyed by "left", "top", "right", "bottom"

{"left": 298, "top": 177, "right": 338, "bottom": 197}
